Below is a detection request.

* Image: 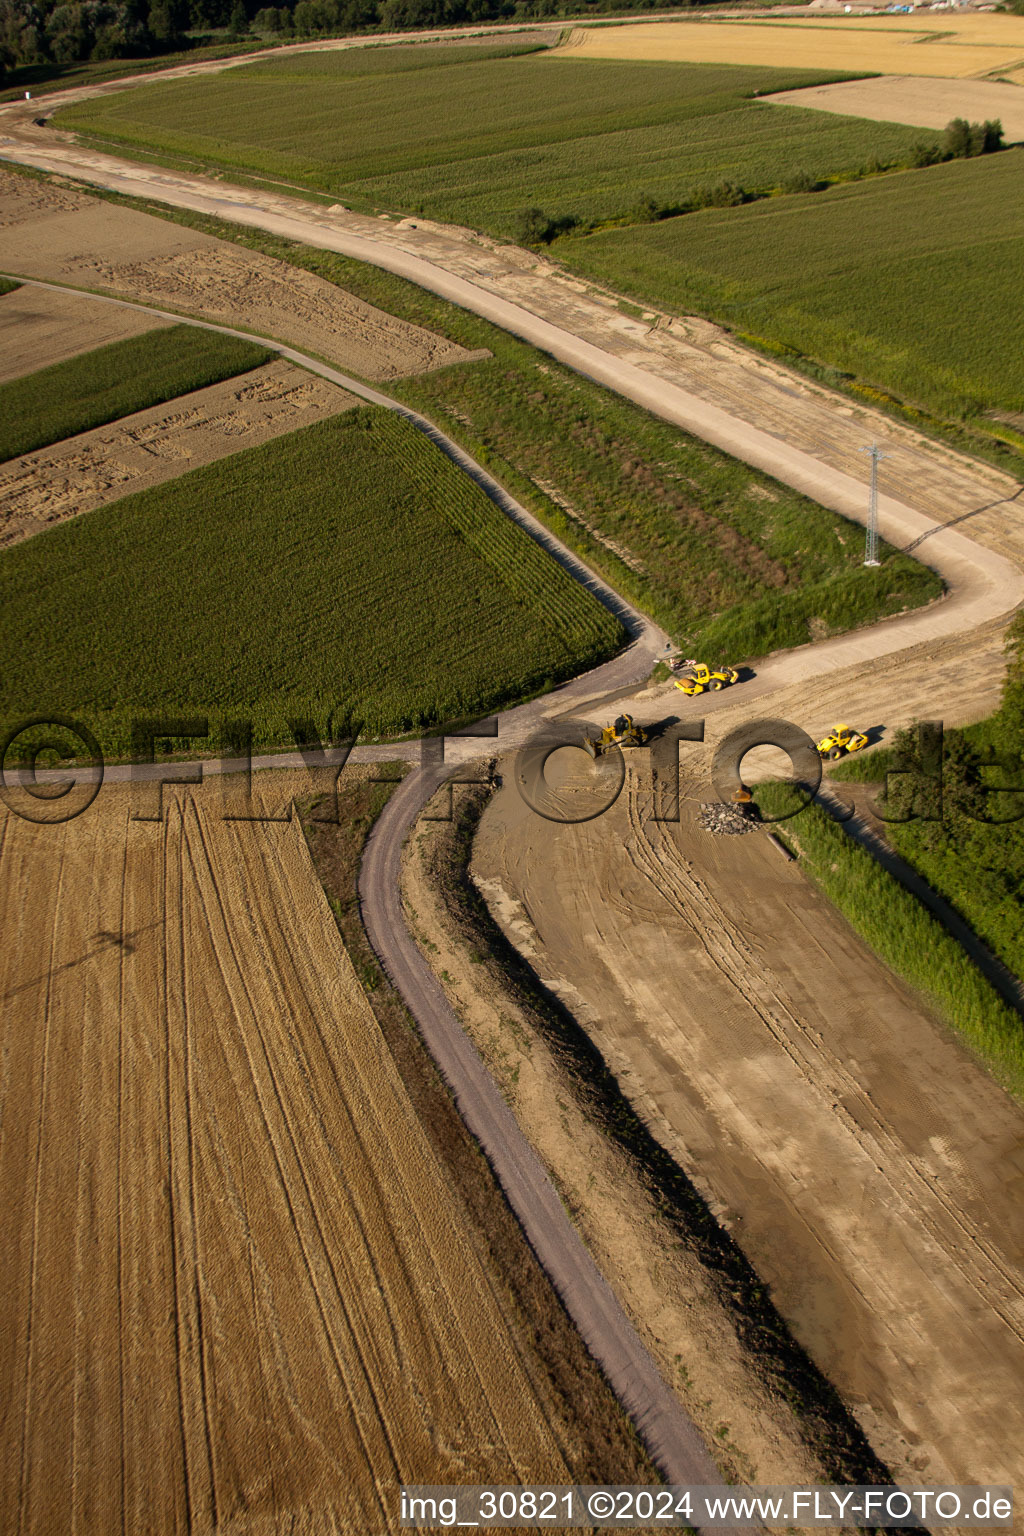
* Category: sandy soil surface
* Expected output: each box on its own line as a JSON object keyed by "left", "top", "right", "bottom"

{"left": 0, "top": 283, "right": 170, "bottom": 383}
{"left": 557, "top": 14, "right": 1024, "bottom": 79}
{"left": 0, "top": 358, "right": 352, "bottom": 547}
{"left": 403, "top": 799, "right": 858, "bottom": 1488}
{"left": 1, "top": 141, "right": 1019, "bottom": 591}
{"left": 0, "top": 169, "right": 486, "bottom": 381}
{"left": 471, "top": 754, "right": 1024, "bottom": 1491}
{"left": 764, "top": 74, "right": 1024, "bottom": 142}
{"left": 0, "top": 775, "right": 609, "bottom": 1534}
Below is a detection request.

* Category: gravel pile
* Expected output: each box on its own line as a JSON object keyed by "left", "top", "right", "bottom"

{"left": 697, "top": 801, "right": 757, "bottom": 836}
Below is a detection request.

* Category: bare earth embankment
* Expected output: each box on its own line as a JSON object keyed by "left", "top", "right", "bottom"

{"left": 467, "top": 753, "right": 1024, "bottom": 1491}
{"left": 0, "top": 358, "right": 353, "bottom": 547}
{"left": 0, "top": 168, "right": 486, "bottom": 380}
{"left": 0, "top": 776, "right": 637, "bottom": 1534}
{"left": 0, "top": 283, "right": 170, "bottom": 383}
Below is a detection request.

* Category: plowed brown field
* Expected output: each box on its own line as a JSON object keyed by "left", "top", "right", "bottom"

{"left": 0, "top": 169, "right": 485, "bottom": 382}
{"left": 0, "top": 780, "right": 595, "bottom": 1533}
{"left": 0, "top": 284, "right": 169, "bottom": 383}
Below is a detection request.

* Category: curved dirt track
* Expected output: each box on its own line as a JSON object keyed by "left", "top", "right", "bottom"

{"left": 3, "top": 279, "right": 753, "bottom": 1501}
{"left": 4, "top": 141, "right": 1024, "bottom": 1498}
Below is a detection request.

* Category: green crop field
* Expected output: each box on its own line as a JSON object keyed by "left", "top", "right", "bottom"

{"left": 56, "top": 47, "right": 936, "bottom": 235}
{"left": 0, "top": 278, "right": 17, "bottom": 297}
{"left": 0, "top": 408, "right": 622, "bottom": 757}
{"left": 563, "top": 152, "right": 1024, "bottom": 420}
{"left": 77, "top": 197, "right": 943, "bottom": 661}
{"left": 0, "top": 324, "right": 271, "bottom": 462}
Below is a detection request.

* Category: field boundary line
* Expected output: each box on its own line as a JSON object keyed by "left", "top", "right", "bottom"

{"left": 0, "top": 272, "right": 645, "bottom": 640}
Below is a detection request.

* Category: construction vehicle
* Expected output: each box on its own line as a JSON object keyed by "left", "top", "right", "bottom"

{"left": 674, "top": 661, "right": 740, "bottom": 697}
{"left": 816, "top": 723, "right": 869, "bottom": 761}
{"left": 732, "top": 784, "right": 754, "bottom": 816}
{"left": 583, "top": 713, "right": 648, "bottom": 758}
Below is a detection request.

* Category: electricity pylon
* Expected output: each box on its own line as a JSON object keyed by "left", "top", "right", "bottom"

{"left": 861, "top": 443, "right": 888, "bottom": 567}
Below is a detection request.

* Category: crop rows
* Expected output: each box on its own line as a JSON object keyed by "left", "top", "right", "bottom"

{"left": 57, "top": 53, "right": 934, "bottom": 236}
{"left": 0, "top": 324, "right": 272, "bottom": 462}
{"left": 564, "top": 151, "right": 1024, "bottom": 420}
{"left": 0, "top": 409, "right": 621, "bottom": 756}
{"left": 383, "top": 425, "right": 611, "bottom": 649}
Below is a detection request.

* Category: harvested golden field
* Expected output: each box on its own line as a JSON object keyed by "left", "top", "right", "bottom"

{"left": 0, "top": 284, "right": 170, "bottom": 384}
{"left": 559, "top": 14, "right": 1024, "bottom": 79}
{"left": 762, "top": 74, "right": 1024, "bottom": 141}
{"left": 0, "top": 778, "right": 604, "bottom": 1533}
{"left": 0, "top": 359, "right": 354, "bottom": 548}
{"left": 0, "top": 169, "right": 485, "bottom": 381}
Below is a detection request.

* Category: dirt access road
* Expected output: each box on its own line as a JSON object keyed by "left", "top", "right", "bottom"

{"left": 5, "top": 76, "right": 1024, "bottom": 1505}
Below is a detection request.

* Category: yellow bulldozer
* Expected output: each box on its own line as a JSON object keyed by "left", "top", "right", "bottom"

{"left": 817, "top": 723, "right": 868, "bottom": 761}
{"left": 583, "top": 713, "right": 648, "bottom": 758}
{"left": 673, "top": 661, "right": 740, "bottom": 697}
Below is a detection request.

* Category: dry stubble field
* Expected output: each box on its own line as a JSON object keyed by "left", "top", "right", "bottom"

{"left": 560, "top": 14, "right": 1024, "bottom": 79}
{"left": 0, "top": 776, "right": 628, "bottom": 1534}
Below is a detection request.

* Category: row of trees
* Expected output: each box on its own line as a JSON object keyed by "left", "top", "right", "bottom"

{"left": 0, "top": 0, "right": 686, "bottom": 80}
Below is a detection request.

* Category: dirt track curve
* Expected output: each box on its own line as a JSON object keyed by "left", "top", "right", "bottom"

{"left": 4, "top": 96, "right": 1024, "bottom": 1502}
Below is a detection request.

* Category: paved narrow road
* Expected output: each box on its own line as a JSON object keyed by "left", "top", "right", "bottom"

{"left": 3, "top": 126, "right": 1023, "bottom": 1507}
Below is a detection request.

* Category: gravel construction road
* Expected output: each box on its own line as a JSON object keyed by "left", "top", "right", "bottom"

{"left": 4, "top": 107, "right": 1024, "bottom": 1505}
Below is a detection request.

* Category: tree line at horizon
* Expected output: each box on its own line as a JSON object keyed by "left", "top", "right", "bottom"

{"left": 0, "top": 0, "right": 704, "bottom": 82}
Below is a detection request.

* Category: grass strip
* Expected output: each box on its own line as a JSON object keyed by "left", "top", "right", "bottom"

{"left": 0, "top": 323, "right": 272, "bottom": 462}
{"left": 69, "top": 195, "right": 940, "bottom": 661}
{"left": 755, "top": 781, "right": 1024, "bottom": 1098}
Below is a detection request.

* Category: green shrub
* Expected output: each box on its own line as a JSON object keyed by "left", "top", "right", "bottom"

{"left": 693, "top": 179, "right": 746, "bottom": 209}
{"left": 942, "top": 116, "right": 1004, "bottom": 159}
{"left": 779, "top": 168, "right": 823, "bottom": 195}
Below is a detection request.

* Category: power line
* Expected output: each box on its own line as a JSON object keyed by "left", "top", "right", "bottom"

{"left": 860, "top": 443, "right": 888, "bottom": 567}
